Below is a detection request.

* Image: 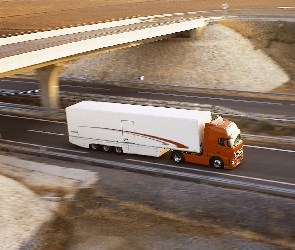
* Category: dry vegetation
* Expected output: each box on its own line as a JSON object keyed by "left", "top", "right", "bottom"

{"left": 1, "top": 0, "right": 295, "bottom": 36}
{"left": 23, "top": 165, "right": 295, "bottom": 250}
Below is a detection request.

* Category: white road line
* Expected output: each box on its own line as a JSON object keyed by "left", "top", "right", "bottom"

{"left": 244, "top": 145, "right": 295, "bottom": 153}
{"left": 12, "top": 80, "right": 36, "bottom": 84}
{"left": 138, "top": 91, "right": 282, "bottom": 105}
{"left": 278, "top": 6, "right": 295, "bottom": 9}
{"left": 61, "top": 84, "right": 110, "bottom": 91}
{"left": 26, "top": 129, "right": 65, "bottom": 136}
{"left": 126, "top": 159, "right": 295, "bottom": 187}
{"left": 1, "top": 79, "right": 37, "bottom": 84}
{"left": 0, "top": 114, "right": 66, "bottom": 124}
{"left": 0, "top": 139, "right": 88, "bottom": 154}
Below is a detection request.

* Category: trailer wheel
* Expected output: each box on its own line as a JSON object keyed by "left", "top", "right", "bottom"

{"left": 211, "top": 157, "right": 224, "bottom": 169}
{"left": 102, "top": 145, "right": 112, "bottom": 153}
{"left": 172, "top": 152, "right": 184, "bottom": 164}
{"left": 115, "top": 147, "right": 123, "bottom": 154}
{"left": 90, "top": 144, "right": 100, "bottom": 151}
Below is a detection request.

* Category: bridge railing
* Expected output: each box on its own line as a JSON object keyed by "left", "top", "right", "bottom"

{"left": 0, "top": 18, "right": 208, "bottom": 74}
{"left": 0, "top": 18, "right": 142, "bottom": 46}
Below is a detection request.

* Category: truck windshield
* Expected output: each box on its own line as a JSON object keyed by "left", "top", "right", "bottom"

{"left": 228, "top": 134, "right": 242, "bottom": 148}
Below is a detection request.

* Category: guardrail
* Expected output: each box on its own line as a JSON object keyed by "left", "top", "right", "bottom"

{"left": 0, "top": 102, "right": 65, "bottom": 119}
{"left": 60, "top": 91, "right": 295, "bottom": 124}
{"left": 242, "top": 134, "right": 295, "bottom": 143}
{"left": 60, "top": 77, "right": 295, "bottom": 98}
{"left": 1, "top": 142, "right": 294, "bottom": 198}
{"left": 14, "top": 74, "right": 295, "bottom": 99}
{"left": 1, "top": 90, "right": 295, "bottom": 124}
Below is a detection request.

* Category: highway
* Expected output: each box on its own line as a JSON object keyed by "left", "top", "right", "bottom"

{"left": 1, "top": 9, "right": 295, "bottom": 198}
{"left": 1, "top": 77, "right": 295, "bottom": 118}
{"left": 0, "top": 102, "right": 295, "bottom": 198}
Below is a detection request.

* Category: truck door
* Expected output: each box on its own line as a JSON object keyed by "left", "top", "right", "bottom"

{"left": 217, "top": 137, "right": 232, "bottom": 160}
{"left": 121, "top": 120, "right": 135, "bottom": 144}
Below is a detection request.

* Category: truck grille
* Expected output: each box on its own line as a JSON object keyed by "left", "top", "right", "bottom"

{"left": 234, "top": 148, "right": 243, "bottom": 158}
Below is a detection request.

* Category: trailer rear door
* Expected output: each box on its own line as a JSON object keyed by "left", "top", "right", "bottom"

{"left": 122, "top": 120, "right": 135, "bottom": 143}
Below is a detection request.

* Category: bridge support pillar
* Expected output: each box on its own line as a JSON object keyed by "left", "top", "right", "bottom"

{"left": 176, "top": 27, "right": 204, "bottom": 40}
{"left": 36, "top": 64, "right": 63, "bottom": 109}
{"left": 189, "top": 27, "right": 204, "bottom": 39}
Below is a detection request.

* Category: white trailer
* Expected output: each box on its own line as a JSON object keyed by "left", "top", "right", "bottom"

{"left": 66, "top": 101, "right": 212, "bottom": 157}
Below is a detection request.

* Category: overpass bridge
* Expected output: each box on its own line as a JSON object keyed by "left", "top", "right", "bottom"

{"left": 0, "top": 15, "right": 210, "bottom": 108}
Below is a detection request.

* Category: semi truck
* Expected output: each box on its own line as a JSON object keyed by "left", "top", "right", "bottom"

{"left": 66, "top": 101, "right": 243, "bottom": 169}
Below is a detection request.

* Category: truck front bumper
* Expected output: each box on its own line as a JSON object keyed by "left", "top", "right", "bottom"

{"left": 225, "top": 155, "right": 243, "bottom": 170}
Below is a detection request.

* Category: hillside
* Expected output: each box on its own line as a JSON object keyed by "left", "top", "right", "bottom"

{"left": 221, "top": 20, "right": 295, "bottom": 93}
{"left": 61, "top": 21, "right": 293, "bottom": 93}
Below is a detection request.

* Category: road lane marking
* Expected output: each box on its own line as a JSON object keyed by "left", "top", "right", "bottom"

{"left": 1, "top": 79, "right": 37, "bottom": 84}
{"left": 126, "top": 159, "right": 295, "bottom": 187}
{"left": 138, "top": 91, "right": 283, "bottom": 105}
{"left": 12, "top": 80, "right": 37, "bottom": 84}
{"left": 0, "top": 114, "right": 66, "bottom": 124}
{"left": 244, "top": 145, "right": 295, "bottom": 153}
{"left": 0, "top": 139, "right": 88, "bottom": 154}
{"left": 26, "top": 129, "right": 65, "bottom": 136}
{"left": 61, "top": 84, "right": 110, "bottom": 91}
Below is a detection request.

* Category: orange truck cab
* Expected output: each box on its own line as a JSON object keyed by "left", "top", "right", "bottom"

{"left": 182, "top": 116, "right": 243, "bottom": 169}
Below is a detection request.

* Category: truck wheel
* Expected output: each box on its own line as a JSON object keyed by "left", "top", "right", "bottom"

{"left": 90, "top": 144, "right": 100, "bottom": 151}
{"left": 115, "top": 147, "right": 123, "bottom": 154}
{"left": 102, "top": 145, "right": 112, "bottom": 153}
{"left": 211, "top": 157, "right": 224, "bottom": 169}
{"left": 172, "top": 152, "right": 184, "bottom": 164}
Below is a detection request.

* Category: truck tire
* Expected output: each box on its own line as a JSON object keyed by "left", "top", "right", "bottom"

{"left": 172, "top": 152, "right": 184, "bottom": 164}
{"left": 211, "top": 157, "right": 224, "bottom": 169}
{"left": 115, "top": 147, "right": 123, "bottom": 154}
{"left": 102, "top": 145, "right": 112, "bottom": 153}
{"left": 90, "top": 144, "right": 100, "bottom": 151}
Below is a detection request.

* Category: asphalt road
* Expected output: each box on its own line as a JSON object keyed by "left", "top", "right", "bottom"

{"left": 1, "top": 77, "right": 295, "bottom": 117}
{"left": 1, "top": 113, "right": 294, "bottom": 197}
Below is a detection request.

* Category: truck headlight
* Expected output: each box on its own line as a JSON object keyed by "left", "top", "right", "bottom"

{"left": 231, "top": 160, "right": 235, "bottom": 165}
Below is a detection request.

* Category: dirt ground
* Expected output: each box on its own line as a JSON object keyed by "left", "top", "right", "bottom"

{"left": 1, "top": 0, "right": 295, "bottom": 36}
{"left": 220, "top": 20, "right": 295, "bottom": 94}
{"left": 3, "top": 153, "right": 294, "bottom": 250}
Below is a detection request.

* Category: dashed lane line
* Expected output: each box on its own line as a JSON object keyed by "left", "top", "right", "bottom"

{"left": 61, "top": 84, "right": 110, "bottom": 91}
{"left": 0, "top": 79, "right": 37, "bottom": 84}
{"left": 26, "top": 129, "right": 65, "bottom": 136}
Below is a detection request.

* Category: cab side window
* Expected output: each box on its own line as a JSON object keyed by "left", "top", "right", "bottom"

{"left": 218, "top": 138, "right": 225, "bottom": 146}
